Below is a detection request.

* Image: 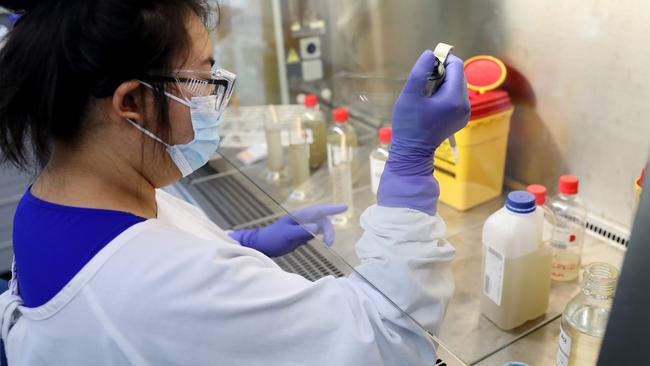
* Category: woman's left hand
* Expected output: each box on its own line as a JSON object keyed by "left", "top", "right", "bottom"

{"left": 229, "top": 204, "right": 348, "bottom": 257}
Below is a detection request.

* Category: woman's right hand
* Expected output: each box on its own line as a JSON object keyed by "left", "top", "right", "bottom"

{"left": 377, "top": 50, "right": 470, "bottom": 215}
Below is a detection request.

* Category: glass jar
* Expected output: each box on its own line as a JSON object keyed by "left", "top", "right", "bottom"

{"left": 557, "top": 262, "right": 619, "bottom": 366}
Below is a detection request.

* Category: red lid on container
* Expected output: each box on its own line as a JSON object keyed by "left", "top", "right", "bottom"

{"left": 526, "top": 184, "right": 547, "bottom": 205}
{"left": 464, "top": 56, "right": 512, "bottom": 120}
{"left": 333, "top": 107, "right": 349, "bottom": 123}
{"left": 558, "top": 175, "right": 579, "bottom": 195}
{"left": 640, "top": 165, "right": 647, "bottom": 187}
{"left": 378, "top": 127, "right": 392, "bottom": 143}
{"left": 465, "top": 56, "right": 507, "bottom": 94}
{"left": 304, "top": 94, "right": 318, "bottom": 108}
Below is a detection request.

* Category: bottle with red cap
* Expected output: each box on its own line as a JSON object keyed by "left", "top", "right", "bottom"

{"left": 527, "top": 184, "right": 556, "bottom": 250}
{"left": 326, "top": 107, "right": 358, "bottom": 226}
{"left": 369, "top": 127, "right": 392, "bottom": 195}
{"left": 301, "top": 94, "right": 327, "bottom": 169}
{"left": 327, "top": 107, "right": 359, "bottom": 185}
{"left": 549, "top": 175, "right": 588, "bottom": 282}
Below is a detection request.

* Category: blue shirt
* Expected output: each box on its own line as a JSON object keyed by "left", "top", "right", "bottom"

{"left": 12, "top": 188, "right": 146, "bottom": 307}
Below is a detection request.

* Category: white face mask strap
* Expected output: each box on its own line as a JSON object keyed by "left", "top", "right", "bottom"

{"left": 126, "top": 119, "right": 171, "bottom": 148}
{"left": 138, "top": 80, "right": 191, "bottom": 107}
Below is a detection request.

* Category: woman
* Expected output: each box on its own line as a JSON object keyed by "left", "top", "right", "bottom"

{"left": 0, "top": 0, "right": 469, "bottom": 365}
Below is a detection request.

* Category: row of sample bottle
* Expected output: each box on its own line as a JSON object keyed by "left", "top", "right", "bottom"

{"left": 265, "top": 95, "right": 394, "bottom": 226}
{"left": 479, "top": 177, "right": 618, "bottom": 366}
{"left": 263, "top": 95, "right": 361, "bottom": 225}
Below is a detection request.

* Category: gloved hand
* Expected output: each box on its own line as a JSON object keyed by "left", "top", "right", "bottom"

{"left": 377, "top": 51, "right": 470, "bottom": 215}
{"left": 229, "top": 204, "right": 348, "bottom": 257}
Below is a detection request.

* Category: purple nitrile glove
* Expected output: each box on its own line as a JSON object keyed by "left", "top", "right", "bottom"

{"left": 229, "top": 204, "right": 348, "bottom": 257}
{"left": 377, "top": 51, "right": 470, "bottom": 215}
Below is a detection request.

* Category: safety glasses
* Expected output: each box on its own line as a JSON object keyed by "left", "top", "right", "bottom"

{"left": 142, "top": 67, "right": 237, "bottom": 115}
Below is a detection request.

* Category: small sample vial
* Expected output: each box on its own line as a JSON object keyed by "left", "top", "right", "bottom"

{"left": 369, "top": 127, "right": 392, "bottom": 195}
{"left": 301, "top": 94, "right": 327, "bottom": 169}
{"left": 327, "top": 109, "right": 355, "bottom": 226}
{"left": 557, "top": 262, "right": 618, "bottom": 366}
{"left": 327, "top": 108, "right": 359, "bottom": 185}
{"left": 550, "top": 176, "right": 587, "bottom": 281}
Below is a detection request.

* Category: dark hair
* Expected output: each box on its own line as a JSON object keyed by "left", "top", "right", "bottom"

{"left": 0, "top": 0, "right": 214, "bottom": 169}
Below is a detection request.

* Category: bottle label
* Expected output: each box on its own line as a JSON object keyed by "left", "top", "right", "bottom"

{"left": 328, "top": 145, "right": 354, "bottom": 166}
{"left": 556, "top": 348, "right": 569, "bottom": 366}
{"left": 287, "top": 129, "right": 314, "bottom": 145}
{"left": 280, "top": 131, "right": 291, "bottom": 147}
{"left": 551, "top": 227, "right": 575, "bottom": 249}
{"left": 370, "top": 157, "right": 387, "bottom": 194}
{"left": 558, "top": 325, "right": 572, "bottom": 357}
{"left": 304, "top": 129, "right": 314, "bottom": 144}
{"left": 483, "top": 245, "right": 504, "bottom": 306}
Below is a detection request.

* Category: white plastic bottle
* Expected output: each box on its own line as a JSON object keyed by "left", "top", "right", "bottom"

{"left": 557, "top": 262, "right": 618, "bottom": 366}
{"left": 369, "top": 127, "right": 392, "bottom": 195}
{"left": 301, "top": 94, "right": 327, "bottom": 169}
{"left": 480, "top": 191, "right": 552, "bottom": 330}
{"left": 550, "top": 175, "right": 587, "bottom": 282}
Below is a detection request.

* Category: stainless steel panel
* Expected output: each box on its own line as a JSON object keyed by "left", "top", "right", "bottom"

{"left": 320, "top": 0, "right": 650, "bottom": 229}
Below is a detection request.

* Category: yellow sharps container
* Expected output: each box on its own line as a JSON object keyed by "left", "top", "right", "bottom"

{"left": 434, "top": 56, "right": 514, "bottom": 211}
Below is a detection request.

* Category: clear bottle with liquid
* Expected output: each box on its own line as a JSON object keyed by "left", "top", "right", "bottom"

{"left": 557, "top": 262, "right": 618, "bottom": 366}
{"left": 327, "top": 108, "right": 355, "bottom": 226}
{"left": 550, "top": 175, "right": 587, "bottom": 282}
{"left": 370, "top": 127, "right": 392, "bottom": 195}
{"left": 480, "top": 191, "right": 552, "bottom": 330}
{"left": 263, "top": 112, "right": 288, "bottom": 182}
{"left": 302, "top": 94, "right": 327, "bottom": 169}
{"left": 327, "top": 108, "right": 359, "bottom": 185}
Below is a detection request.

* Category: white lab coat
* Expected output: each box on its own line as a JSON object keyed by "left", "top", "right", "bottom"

{"left": 0, "top": 189, "right": 455, "bottom": 366}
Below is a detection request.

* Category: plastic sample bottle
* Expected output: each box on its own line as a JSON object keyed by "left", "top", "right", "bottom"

{"left": 301, "top": 94, "right": 327, "bottom": 169}
{"left": 327, "top": 109, "right": 355, "bottom": 226}
{"left": 550, "top": 175, "right": 587, "bottom": 282}
{"left": 557, "top": 262, "right": 618, "bottom": 366}
{"left": 327, "top": 108, "right": 359, "bottom": 185}
{"left": 480, "top": 191, "right": 552, "bottom": 330}
{"left": 264, "top": 120, "right": 286, "bottom": 181}
{"left": 288, "top": 116, "right": 312, "bottom": 202}
{"left": 527, "top": 184, "right": 556, "bottom": 249}
{"left": 369, "top": 127, "right": 392, "bottom": 195}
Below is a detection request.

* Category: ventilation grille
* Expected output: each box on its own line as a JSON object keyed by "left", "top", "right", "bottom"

{"left": 182, "top": 166, "right": 275, "bottom": 229}
{"left": 586, "top": 220, "right": 630, "bottom": 248}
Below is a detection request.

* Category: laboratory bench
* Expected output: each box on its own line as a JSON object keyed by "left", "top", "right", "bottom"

{"left": 174, "top": 113, "right": 626, "bottom": 365}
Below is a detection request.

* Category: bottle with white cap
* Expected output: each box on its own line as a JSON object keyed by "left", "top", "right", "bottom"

{"left": 480, "top": 191, "right": 552, "bottom": 330}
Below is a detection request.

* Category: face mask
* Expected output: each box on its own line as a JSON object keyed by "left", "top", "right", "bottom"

{"left": 127, "top": 91, "right": 223, "bottom": 177}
